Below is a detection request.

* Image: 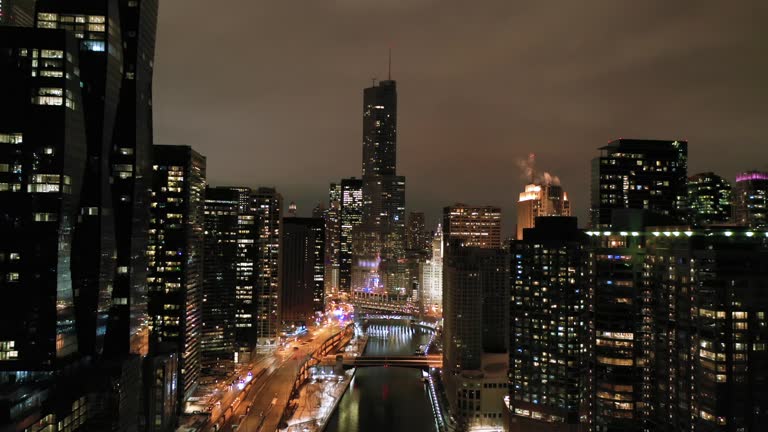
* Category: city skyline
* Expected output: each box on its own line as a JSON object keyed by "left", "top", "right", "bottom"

{"left": 154, "top": 0, "right": 768, "bottom": 231}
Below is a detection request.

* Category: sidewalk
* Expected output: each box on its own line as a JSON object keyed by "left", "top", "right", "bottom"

{"left": 279, "top": 369, "right": 355, "bottom": 432}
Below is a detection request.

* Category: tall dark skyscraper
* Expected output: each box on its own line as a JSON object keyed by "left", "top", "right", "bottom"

{"left": 509, "top": 217, "right": 589, "bottom": 432}
{"left": 687, "top": 172, "right": 732, "bottom": 226}
{"left": 357, "top": 76, "right": 407, "bottom": 292}
{"left": 733, "top": 171, "right": 768, "bottom": 228}
{"left": 202, "top": 186, "right": 239, "bottom": 367}
{"left": 405, "top": 211, "right": 427, "bottom": 252}
{"left": 590, "top": 139, "right": 688, "bottom": 229}
{"left": 148, "top": 144, "right": 206, "bottom": 406}
{"left": 36, "top": 0, "right": 125, "bottom": 358}
{"left": 338, "top": 177, "right": 362, "bottom": 292}
{"left": 252, "top": 187, "right": 282, "bottom": 347}
{"left": 0, "top": 0, "right": 36, "bottom": 27}
{"left": 0, "top": 27, "right": 86, "bottom": 371}
{"left": 280, "top": 217, "right": 325, "bottom": 327}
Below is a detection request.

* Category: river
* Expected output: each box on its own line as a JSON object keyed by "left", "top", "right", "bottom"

{"left": 325, "top": 320, "right": 438, "bottom": 432}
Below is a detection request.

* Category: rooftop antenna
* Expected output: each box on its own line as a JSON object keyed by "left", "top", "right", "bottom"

{"left": 530, "top": 153, "right": 536, "bottom": 184}
{"left": 371, "top": 77, "right": 377, "bottom": 87}
{"left": 388, "top": 47, "right": 392, "bottom": 80}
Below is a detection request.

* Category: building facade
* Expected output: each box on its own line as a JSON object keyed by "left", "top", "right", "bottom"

{"left": 202, "top": 187, "right": 239, "bottom": 367}
{"left": 687, "top": 172, "right": 732, "bottom": 226}
{"left": 339, "top": 177, "right": 362, "bottom": 292}
{"left": 516, "top": 182, "right": 571, "bottom": 240}
{"left": 280, "top": 217, "right": 325, "bottom": 328}
{"left": 590, "top": 139, "right": 688, "bottom": 229}
{"left": 443, "top": 204, "right": 502, "bottom": 249}
{"left": 733, "top": 171, "right": 768, "bottom": 228}
{"left": 148, "top": 144, "right": 206, "bottom": 406}
{"left": 420, "top": 224, "right": 444, "bottom": 314}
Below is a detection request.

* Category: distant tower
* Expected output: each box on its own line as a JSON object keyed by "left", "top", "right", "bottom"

{"left": 288, "top": 201, "right": 297, "bottom": 217}
{"left": 516, "top": 182, "right": 570, "bottom": 240}
{"left": 733, "top": 171, "right": 768, "bottom": 228}
{"left": 687, "top": 172, "right": 732, "bottom": 226}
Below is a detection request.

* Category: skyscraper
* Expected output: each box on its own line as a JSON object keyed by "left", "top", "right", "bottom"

{"left": 590, "top": 139, "right": 688, "bottom": 228}
{"left": 357, "top": 76, "right": 407, "bottom": 292}
{"left": 733, "top": 171, "right": 768, "bottom": 228}
{"left": 36, "top": 0, "right": 125, "bottom": 358}
{"left": 280, "top": 217, "right": 325, "bottom": 327}
{"left": 687, "top": 172, "right": 732, "bottom": 226}
{"left": 0, "top": 26, "right": 86, "bottom": 371}
{"left": 106, "top": 0, "right": 159, "bottom": 357}
{"left": 202, "top": 187, "right": 239, "bottom": 367}
{"left": 252, "top": 187, "right": 282, "bottom": 347}
{"left": 516, "top": 182, "right": 571, "bottom": 240}
{"left": 324, "top": 187, "right": 341, "bottom": 296}
{"left": 419, "top": 224, "right": 444, "bottom": 314}
{"left": 0, "top": 0, "right": 35, "bottom": 27}
{"left": 339, "top": 177, "right": 362, "bottom": 292}
{"left": 509, "top": 217, "right": 588, "bottom": 432}
{"left": 443, "top": 204, "right": 502, "bottom": 249}
{"left": 148, "top": 144, "right": 206, "bottom": 406}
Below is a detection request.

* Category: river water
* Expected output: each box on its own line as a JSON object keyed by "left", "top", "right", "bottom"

{"left": 325, "top": 320, "right": 438, "bottom": 432}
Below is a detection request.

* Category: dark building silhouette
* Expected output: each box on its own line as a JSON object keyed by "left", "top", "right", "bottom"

{"left": 590, "top": 139, "right": 688, "bottom": 229}
{"left": 687, "top": 172, "right": 732, "bottom": 226}
{"left": 148, "top": 144, "right": 206, "bottom": 407}
{"left": 0, "top": 26, "right": 86, "bottom": 372}
{"left": 36, "top": 0, "right": 125, "bottom": 358}
{"left": 202, "top": 187, "right": 239, "bottom": 367}
{"left": 252, "top": 187, "right": 282, "bottom": 347}
{"left": 509, "top": 217, "right": 589, "bottom": 432}
{"left": 406, "top": 211, "right": 427, "bottom": 252}
{"left": 106, "top": 0, "right": 158, "bottom": 358}
{"left": 733, "top": 171, "right": 768, "bottom": 228}
{"left": 280, "top": 217, "right": 325, "bottom": 327}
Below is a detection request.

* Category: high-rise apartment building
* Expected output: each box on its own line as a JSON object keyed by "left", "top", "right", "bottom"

{"left": 509, "top": 217, "right": 588, "bottom": 432}
{"left": 0, "top": 27, "right": 86, "bottom": 372}
{"left": 443, "top": 204, "right": 502, "bottom": 249}
{"left": 339, "top": 177, "right": 362, "bottom": 292}
{"left": 148, "top": 145, "right": 206, "bottom": 406}
{"left": 644, "top": 226, "right": 768, "bottom": 432}
{"left": 443, "top": 240, "right": 509, "bottom": 430}
{"left": 687, "top": 172, "right": 732, "bottom": 226}
{"left": 733, "top": 171, "right": 768, "bottom": 228}
{"left": 252, "top": 187, "right": 282, "bottom": 347}
{"left": 36, "top": 1, "right": 126, "bottom": 357}
{"left": 0, "top": 0, "right": 35, "bottom": 27}
{"left": 516, "top": 182, "right": 571, "bottom": 240}
{"left": 202, "top": 187, "right": 239, "bottom": 367}
{"left": 590, "top": 139, "right": 688, "bottom": 228}
{"left": 280, "top": 217, "right": 325, "bottom": 327}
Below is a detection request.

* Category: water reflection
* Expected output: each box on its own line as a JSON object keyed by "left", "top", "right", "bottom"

{"left": 326, "top": 320, "right": 437, "bottom": 432}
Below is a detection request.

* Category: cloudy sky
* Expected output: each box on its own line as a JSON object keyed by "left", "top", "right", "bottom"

{"left": 154, "top": 0, "right": 768, "bottom": 233}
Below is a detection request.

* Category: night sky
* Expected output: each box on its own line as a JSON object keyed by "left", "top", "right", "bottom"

{"left": 154, "top": 1, "right": 768, "bottom": 233}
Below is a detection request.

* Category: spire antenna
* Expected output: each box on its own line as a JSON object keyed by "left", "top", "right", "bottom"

{"left": 388, "top": 47, "right": 392, "bottom": 80}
